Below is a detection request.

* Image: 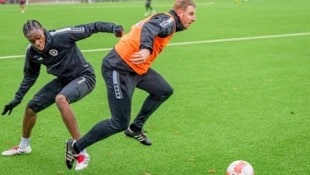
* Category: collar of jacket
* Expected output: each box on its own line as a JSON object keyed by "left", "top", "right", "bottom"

{"left": 169, "top": 10, "right": 185, "bottom": 32}
{"left": 43, "top": 29, "right": 52, "bottom": 52}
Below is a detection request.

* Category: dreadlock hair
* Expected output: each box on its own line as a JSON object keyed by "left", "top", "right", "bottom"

{"left": 22, "top": 20, "right": 43, "bottom": 37}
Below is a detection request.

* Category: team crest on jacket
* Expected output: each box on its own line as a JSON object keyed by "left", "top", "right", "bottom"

{"left": 49, "top": 49, "right": 58, "bottom": 56}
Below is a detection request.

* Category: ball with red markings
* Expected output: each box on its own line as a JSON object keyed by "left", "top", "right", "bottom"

{"left": 226, "top": 160, "right": 254, "bottom": 175}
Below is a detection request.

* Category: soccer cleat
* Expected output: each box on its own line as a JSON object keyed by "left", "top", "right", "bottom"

{"left": 144, "top": 11, "right": 150, "bottom": 16}
{"left": 2, "top": 145, "right": 31, "bottom": 156}
{"left": 65, "top": 139, "right": 77, "bottom": 170}
{"left": 124, "top": 128, "right": 152, "bottom": 146}
{"left": 75, "top": 152, "right": 90, "bottom": 171}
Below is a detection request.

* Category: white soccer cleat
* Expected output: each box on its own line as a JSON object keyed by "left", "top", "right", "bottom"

{"left": 144, "top": 11, "right": 150, "bottom": 16}
{"left": 2, "top": 145, "right": 31, "bottom": 156}
{"left": 75, "top": 152, "right": 90, "bottom": 171}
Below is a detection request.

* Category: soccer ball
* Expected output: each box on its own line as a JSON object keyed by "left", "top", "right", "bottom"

{"left": 226, "top": 160, "right": 255, "bottom": 175}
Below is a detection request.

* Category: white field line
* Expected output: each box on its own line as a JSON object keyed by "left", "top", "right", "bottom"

{"left": 22, "top": 1, "right": 214, "bottom": 9}
{"left": 0, "top": 32, "right": 309, "bottom": 60}
{"left": 168, "top": 32, "right": 310, "bottom": 46}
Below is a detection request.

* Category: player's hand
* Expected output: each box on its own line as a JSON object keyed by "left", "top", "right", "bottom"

{"left": 2, "top": 99, "right": 20, "bottom": 115}
{"left": 2, "top": 104, "right": 14, "bottom": 115}
{"left": 113, "top": 25, "right": 124, "bottom": 37}
{"left": 129, "top": 49, "right": 151, "bottom": 64}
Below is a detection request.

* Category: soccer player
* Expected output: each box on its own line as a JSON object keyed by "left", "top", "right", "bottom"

{"left": 19, "top": 0, "right": 26, "bottom": 13}
{"left": 144, "top": 0, "right": 156, "bottom": 16}
{"left": 65, "top": 0, "right": 196, "bottom": 170}
{"left": 1, "top": 20, "right": 123, "bottom": 171}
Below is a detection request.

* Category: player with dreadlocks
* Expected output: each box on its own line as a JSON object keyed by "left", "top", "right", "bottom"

{"left": 1, "top": 19, "right": 124, "bottom": 171}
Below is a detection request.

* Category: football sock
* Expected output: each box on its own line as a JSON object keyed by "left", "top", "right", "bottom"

{"left": 129, "top": 124, "right": 141, "bottom": 132}
{"left": 73, "top": 142, "right": 81, "bottom": 154}
{"left": 80, "top": 149, "right": 87, "bottom": 154}
{"left": 19, "top": 137, "right": 30, "bottom": 148}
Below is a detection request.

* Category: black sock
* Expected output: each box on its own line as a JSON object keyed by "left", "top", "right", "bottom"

{"left": 73, "top": 142, "right": 81, "bottom": 154}
{"left": 129, "top": 124, "right": 141, "bottom": 132}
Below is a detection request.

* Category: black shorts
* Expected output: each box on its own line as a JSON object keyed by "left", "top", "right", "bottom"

{"left": 28, "top": 73, "right": 96, "bottom": 113}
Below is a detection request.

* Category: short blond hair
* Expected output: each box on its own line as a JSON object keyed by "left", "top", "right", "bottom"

{"left": 173, "top": 0, "right": 196, "bottom": 11}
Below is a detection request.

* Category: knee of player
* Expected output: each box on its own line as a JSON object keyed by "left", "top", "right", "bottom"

{"left": 109, "top": 117, "right": 129, "bottom": 131}
{"left": 157, "top": 86, "right": 174, "bottom": 100}
{"left": 25, "top": 105, "right": 37, "bottom": 116}
{"left": 165, "top": 86, "right": 174, "bottom": 97}
{"left": 55, "top": 94, "right": 69, "bottom": 105}
{"left": 27, "top": 102, "right": 42, "bottom": 114}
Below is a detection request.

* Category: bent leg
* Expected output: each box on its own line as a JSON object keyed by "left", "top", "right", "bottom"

{"left": 56, "top": 94, "right": 81, "bottom": 139}
{"left": 1, "top": 80, "right": 58, "bottom": 156}
{"left": 133, "top": 69, "right": 173, "bottom": 129}
{"left": 24, "top": 78, "right": 61, "bottom": 139}
{"left": 57, "top": 74, "right": 96, "bottom": 139}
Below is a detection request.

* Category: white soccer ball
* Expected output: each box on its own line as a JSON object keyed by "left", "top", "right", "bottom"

{"left": 226, "top": 160, "right": 255, "bottom": 175}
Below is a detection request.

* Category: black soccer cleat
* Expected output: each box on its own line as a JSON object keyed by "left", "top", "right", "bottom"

{"left": 124, "top": 128, "right": 152, "bottom": 146}
{"left": 65, "top": 139, "right": 77, "bottom": 170}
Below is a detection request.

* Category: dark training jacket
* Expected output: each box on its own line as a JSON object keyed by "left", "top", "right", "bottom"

{"left": 104, "top": 10, "right": 185, "bottom": 74}
{"left": 14, "top": 22, "right": 118, "bottom": 102}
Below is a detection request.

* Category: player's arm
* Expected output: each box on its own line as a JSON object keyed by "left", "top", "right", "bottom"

{"left": 64, "top": 22, "right": 124, "bottom": 41}
{"left": 17, "top": 56, "right": 40, "bottom": 102}
{"left": 2, "top": 55, "right": 40, "bottom": 115}
{"left": 139, "top": 13, "right": 175, "bottom": 54}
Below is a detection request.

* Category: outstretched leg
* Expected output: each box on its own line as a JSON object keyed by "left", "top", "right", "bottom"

{"left": 59, "top": 75, "right": 95, "bottom": 171}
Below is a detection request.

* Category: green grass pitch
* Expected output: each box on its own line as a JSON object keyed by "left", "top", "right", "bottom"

{"left": 0, "top": 0, "right": 309, "bottom": 174}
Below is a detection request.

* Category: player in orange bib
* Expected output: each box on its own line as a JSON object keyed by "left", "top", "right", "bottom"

{"left": 65, "top": 0, "right": 196, "bottom": 169}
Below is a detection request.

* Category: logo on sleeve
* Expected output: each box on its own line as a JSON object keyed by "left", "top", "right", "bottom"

{"left": 160, "top": 17, "right": 174, "bottom": 28}
{"left": 33, "top": 55, "right": 43, "bottom": 61}
{"left": 77, "top": 77, "right": 86, "bottom": 84}
{"left": 72, "top": 27, "right": 85, "bottom": 32}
